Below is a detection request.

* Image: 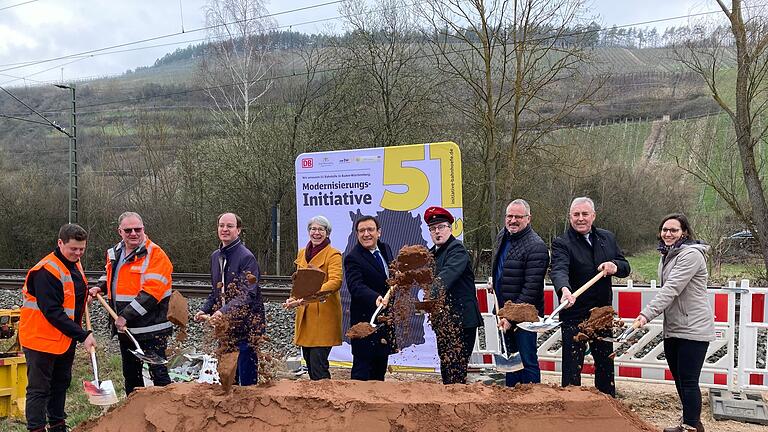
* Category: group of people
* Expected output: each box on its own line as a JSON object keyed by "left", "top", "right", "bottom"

{"left": 495, "top": 197, "right": 713, "bottom": 432}
{"left": 18, "top": 211, "right": 265, "bottom": 432}
{"left": 18, "top": 198, "right": 714, "bottom": 432}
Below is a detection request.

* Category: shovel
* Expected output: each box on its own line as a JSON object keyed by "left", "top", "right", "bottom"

{"left": 517, "top": 270, "right": 607, "bottom": 333}
{"left": 82, "top": 303, "right": 118, "bottom": 406}
{"left": 599, "top": 319, "right": 641, "bottom": 343}
{"left": 488, "top": 287, "right": 524, "bottom": 373}
{"left": 95, "top": 293, "right": 168, "bottom": 365}
{"left": 369, "top": 287, "right": 393, "bottom": 328}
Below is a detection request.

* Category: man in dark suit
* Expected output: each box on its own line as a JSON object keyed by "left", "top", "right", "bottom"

{"left": 425, "top": 206, "right": 482, "bottom": 384}
{"left": 550, "top": 196, "right": 631, "bottom": 397}
{"left": 344, "top": 215, "right": 395, "bottom": 381}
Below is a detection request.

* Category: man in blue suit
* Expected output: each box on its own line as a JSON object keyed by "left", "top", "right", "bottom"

{"left": 344, "top": 215, "right": 396, "bottom": 381}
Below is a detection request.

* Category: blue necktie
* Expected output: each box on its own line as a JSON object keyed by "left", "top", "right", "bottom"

{"left": 373, "top": 250, "right": 386, "bottom": 275}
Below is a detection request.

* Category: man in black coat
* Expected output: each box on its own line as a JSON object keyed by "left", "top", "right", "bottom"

{"left": 344, "top": 215, "right": 395, "bottom": 381}
{"left": 550, "top": 197, "right": 631, "bottom": 397}
{"left": 425, "top": 206, "right": 482, "bottom": 384}
{"left": 491, "top": 199, "right": 550, "bottom": 387}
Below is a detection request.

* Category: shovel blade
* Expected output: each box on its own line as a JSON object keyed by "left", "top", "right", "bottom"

{"left": 84, "top": 380, "right": 119, "bottom": 406}
{"left": 130, "top": 349, "right": 167, "bottom": 365}
{"left": 494, "top": 352, "right": 524, "bottom": 373}
{"left": 517, "top": 319, "right": 561, "bottom": 333}
{"left": 599, "top": 325, "right": 638, "bottom": 343}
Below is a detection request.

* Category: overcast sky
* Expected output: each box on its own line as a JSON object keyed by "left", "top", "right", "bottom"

{"left": 0, "top": 0, "right": 721, "bottom": 86}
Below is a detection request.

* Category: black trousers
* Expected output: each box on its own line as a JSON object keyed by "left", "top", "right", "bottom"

{"left": 118, "top": 333, "right": 171, "bottom": 395}
{"left": 665, "top": 337, "right": 709, "bottom": 427}
{"left": 351, "top": 349, "right": 389, "bottom": 381}
{"left": 23, "top": 342, "right": 76, "bottom": 431}
{"left": 436, "top": 326, "right": 477, "bottom": 384}
{"left": 561, "top": 320, "right": 615, "bottom": 397}
{"left": 302, "top": 346, "right": 332, "bottom": 380}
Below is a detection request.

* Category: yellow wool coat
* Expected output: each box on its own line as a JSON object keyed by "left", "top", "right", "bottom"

{"left": 293, "top": 245, "right": 343, "bottom": 347}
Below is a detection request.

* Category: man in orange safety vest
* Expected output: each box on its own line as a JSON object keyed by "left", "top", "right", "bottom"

{"left": 19, "top": 223, "right": 96, "bottom": 432}
{"left": 91, "top": 211, "right": 174, "bottom": 395}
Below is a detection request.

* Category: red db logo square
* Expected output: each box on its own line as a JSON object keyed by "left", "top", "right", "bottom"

{"left": 301, "top": 158, "right": 313, "bottom": 168}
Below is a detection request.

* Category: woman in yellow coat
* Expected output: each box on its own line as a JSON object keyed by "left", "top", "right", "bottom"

{"left": 284, "top": 215, "right": 342, "bottom": 380}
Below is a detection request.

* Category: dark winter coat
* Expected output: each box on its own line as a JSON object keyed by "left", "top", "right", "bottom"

{"left": 344, "top": 240, "right": 396, "bottom": 356}
{"left": 202, "top": 238, "right": 265, "bottom": 338}
{"left": 550, "top": 225, "right": 631, "bottom": 322}
{"left": 491, "top": 225, "right": 550, "bottom": 316}
{"left": 431, "top": 235, "right": 482, "bottom": 329}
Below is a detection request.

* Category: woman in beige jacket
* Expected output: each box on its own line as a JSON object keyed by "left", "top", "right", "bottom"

{"left": 634, "top": 213, "right": 714, "bottom": 432}
{"left": 284, "top": 215, "right": 342, "bottom": 380}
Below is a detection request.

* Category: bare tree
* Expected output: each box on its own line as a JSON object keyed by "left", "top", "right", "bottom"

{"left": 674, "top": 0, "right": 768, "bottom": 276}
{"left": 199, "top": 0, "right": 275, "bottom": 134}
{"left": 337, "top": 0, "right": 439, "bottom": 147}
{"left": 421, "top": 0, "right": 602, "bottom": 243}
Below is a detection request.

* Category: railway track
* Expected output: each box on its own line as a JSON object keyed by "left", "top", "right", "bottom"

{"left": 0, "top": 269, "right": 292, "bottom": 302}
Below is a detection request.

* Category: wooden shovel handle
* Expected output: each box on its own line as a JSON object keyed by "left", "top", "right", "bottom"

{"left": 570, "top": 270, "right": 607, "bottom": 300}
{"left": 95, "top": 293, "right": 120, "bottom": 321}
{"left": 382, "top": 287, "right": 393, "bottom": 305}
{"left": 85, "top": 302, "right": 93, "bottom": 331}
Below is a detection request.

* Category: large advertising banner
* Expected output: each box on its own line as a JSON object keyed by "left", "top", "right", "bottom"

{"left": 294, "top": 142, "right": 463, "bottom": 370}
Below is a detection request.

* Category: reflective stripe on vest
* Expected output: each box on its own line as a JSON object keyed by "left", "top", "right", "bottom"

{"left": 22, "top": 299, "right": 75, "bottom": 318}
{"left": 129, "top": 321, "right": 173, "bottom": 334}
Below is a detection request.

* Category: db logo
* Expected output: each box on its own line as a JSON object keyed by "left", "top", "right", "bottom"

{"left": 301, "top": 158, "right": 313, "bottom": 168}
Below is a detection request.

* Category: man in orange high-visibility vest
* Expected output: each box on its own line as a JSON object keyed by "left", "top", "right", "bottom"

{"left": 90, "top": 211, "right": 173, "bottom": 395}
{"left": 20, "top": 224, "right": 96, "bottom": 432}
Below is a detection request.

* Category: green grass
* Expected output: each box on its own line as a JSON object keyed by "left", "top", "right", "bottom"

{"left": 627, "top": 250, "right": 760, "bottom": 284}
{"left": 0, "top": 350, "right": 125, "bottom": 431}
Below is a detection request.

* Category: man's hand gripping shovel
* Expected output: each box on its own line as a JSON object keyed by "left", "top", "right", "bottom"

{"left": 516, "top": 270, "right": 607, "bottom": 333}
{"left": 95, "top": 293, "right": 167, "bottom": 365}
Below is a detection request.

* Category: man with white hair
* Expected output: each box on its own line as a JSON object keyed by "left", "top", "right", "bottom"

{"left": 91, "top": 211, "right": 174, "bottom": 395}
{"left": 550, "top": 197, "right": 630, "bottom": 397}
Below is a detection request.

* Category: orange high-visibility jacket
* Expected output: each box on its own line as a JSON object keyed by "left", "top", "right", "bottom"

{"left": 20, "top": 252, "right": 88, "bottom": 354}
{"left": 104, "top": 238, "right": 173, "bottom": 337}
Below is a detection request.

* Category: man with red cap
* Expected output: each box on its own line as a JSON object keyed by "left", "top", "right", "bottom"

{"left": 424, "top": 206, "right": 482, "bottom": 384}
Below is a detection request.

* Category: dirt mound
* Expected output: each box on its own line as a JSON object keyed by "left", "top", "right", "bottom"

{"left": 75, "top": 380, "right": 656, "bottom": 432}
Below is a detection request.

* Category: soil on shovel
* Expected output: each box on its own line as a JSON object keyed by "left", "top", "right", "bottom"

{"left": 291, "top": 267, "right": 325, "bottom": 299}
{"left": 575, "top": 306, "right": 623, "bottom": 342}
{"left": 346, "top": 322, "right": 376, "bottom": 339}
{"left": 73, "top": 380, "right": 657, "bottom": 432}
{"left": 497, "top": 301, "right": 539, "bottom": 323}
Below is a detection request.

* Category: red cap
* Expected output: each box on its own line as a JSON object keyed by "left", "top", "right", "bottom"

{"left": 424, "top": 206, "right": 454, "bottom": 226}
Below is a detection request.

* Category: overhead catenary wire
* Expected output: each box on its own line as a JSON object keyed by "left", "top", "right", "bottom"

{"left": 0, "top": 0, "right": 346, "bottom": 72}
{"left": 0, "top": 0, "right": 38, "bottom": 13}
{"left": 0, "top": 3, "right": 754, "bottom": 118}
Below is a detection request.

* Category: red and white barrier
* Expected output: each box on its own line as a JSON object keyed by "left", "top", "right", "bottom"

{"left": 473, "top": 280, "right": 743, "bottom": 389}
{"left": 735, "top": 280, "right": 768, "bottom": 392}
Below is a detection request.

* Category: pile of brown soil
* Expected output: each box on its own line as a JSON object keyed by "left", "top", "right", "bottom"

{"left": 74, "top": 380, "right": 656, "bottom": 432}
{"left": 497, "top": 301, "right": 539, "bottom": 323}
{"left": 575, "top": 306, "right": 623, "bottom": 342}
